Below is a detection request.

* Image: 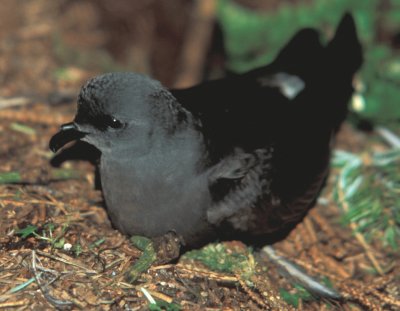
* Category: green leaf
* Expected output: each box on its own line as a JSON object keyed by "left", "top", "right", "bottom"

{"left": 53, "top": 237, "right": 65, "bottom": 249}
{"left": 294, "top": 284, "right": 314, "bottom": 300}
{"left": 0, "top": 172, "right": 21, "bottom": 184}
{"left": 126, "top": 236, "right": 157, "bottom": 283}
{"left": 10, "top": 122, "right": 36, "bottom": 136}
{"left": 332, "top": 150, "right": 360, "bottom": 168}
{"left": 8, "top": 274, "right": 41, "bottom": 293}
{"left": 16, "top": 225, "right": 38, "bottom": 239}
{"left": 344, "top": 176, "right": 363, "bottom": 200}
{"left": 130, "top": 236, "right": 152, "bottom": 251}
{"left": 279, "top": 288, "right": 299, "bottom": 307}
{"left": 51, "top": 168, "right": 80, "bottom": 180}
{"left": 44, "top": 223, "right": 55, "bottom": 232}
{"left": 89, "top": 238, "right": 106, "bottom": 249}
{"left": 72, "top": 243, "right": 83, "bottom": 257}
{"left": 334, "top": 147, "right": 400, "bottom": 250}
{"left": 384, "top": 226, "right": 398, "bottom": 249}
{"left": 148, "top": 300, "right": 181, "bottom": 311}
{"left": 184, "top": 243, "right": 252, "bottom": 275}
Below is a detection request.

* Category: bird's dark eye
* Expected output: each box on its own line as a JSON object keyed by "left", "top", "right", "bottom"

{"left": 108, "top": 116, "right": 124, "bottom": 129}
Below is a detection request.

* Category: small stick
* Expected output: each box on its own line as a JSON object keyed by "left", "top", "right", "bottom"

{"left": 147, "top": 289, "right": 174, "bottom": 304}
{"left": 176, "top": 265, "right": 238, "bottom": 283}
{"left": 304, "top": 218, "right": 319, "bottom": 244}
{"left": 376, "top": 126, "right": 400, "bottom": 148}
{"left": 0, "top": 97, "right": 32, "bottom": 109}
{"left": 237, "top": 277, "right": 269, "bottom": 309}
{"left": 370, "top": 290, "right": 400, "bottom": 308}
{"left": 140, "top": 287, "right": 156, "bottom": 304}
{"left": 35, "top": 250, "right": 97, "bottom": 274}
{"left": 310, "top": 210, "right": 336, "bottom": 238}
{"left": 0, "top": 300, "right": 29, "bottom": 308}
{"left": 31, "top": 250, "right": 74, "bottom": 309}
{"left": 149, "top": 264, "right": 175, "bottom": 271}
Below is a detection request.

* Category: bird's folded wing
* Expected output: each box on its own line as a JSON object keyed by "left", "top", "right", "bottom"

{"left": 206, "top": 148, "right": 273, "bottom": 225}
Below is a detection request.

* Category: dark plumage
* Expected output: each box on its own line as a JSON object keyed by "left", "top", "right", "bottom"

{"left": 50, "top": 14, "right": 362, "bottom": 249}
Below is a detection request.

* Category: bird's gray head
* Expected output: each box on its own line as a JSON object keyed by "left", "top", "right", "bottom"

{"left": 49, "top": 72, "right": 191, "bottom": 155}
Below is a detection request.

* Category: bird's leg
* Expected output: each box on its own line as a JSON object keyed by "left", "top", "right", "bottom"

{"left": 125, "top": 232, "right": 183, "bottom": 283}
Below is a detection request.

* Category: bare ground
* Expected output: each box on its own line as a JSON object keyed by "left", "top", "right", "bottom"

{"left": 0, "top": 1, "right": 399, "bottom": 310}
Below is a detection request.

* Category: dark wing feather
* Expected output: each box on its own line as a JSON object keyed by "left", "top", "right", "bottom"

{"left": 171, "top": 13, "right": 362, "bottom": 242}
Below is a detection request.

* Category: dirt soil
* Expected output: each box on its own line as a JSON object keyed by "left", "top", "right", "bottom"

{"left": 0, "top": 1, "right": 399, "bottom": 310}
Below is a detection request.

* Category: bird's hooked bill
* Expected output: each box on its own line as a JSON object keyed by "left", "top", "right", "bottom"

{"left": 49, "top": 122, "right": 86, "bottom": 153}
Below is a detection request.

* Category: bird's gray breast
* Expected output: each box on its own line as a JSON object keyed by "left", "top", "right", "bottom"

{"left": 99, "top": 142, "right": 211, "bottom": 239}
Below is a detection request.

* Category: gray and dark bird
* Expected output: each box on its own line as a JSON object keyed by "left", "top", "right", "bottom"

{"left": 50, "top": 14, "right": 362, "bottom": 249}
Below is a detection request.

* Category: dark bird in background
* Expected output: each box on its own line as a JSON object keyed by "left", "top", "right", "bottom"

{"left": 50, "top": 14, "right": 362, "bottom": 251}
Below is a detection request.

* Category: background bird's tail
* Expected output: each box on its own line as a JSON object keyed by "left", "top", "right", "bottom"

{"left": 270, "top": 27, "right": 323, "bottom": 80}
{"left": 274, "top": 12, "right": 363, "bottom": 85}
{"left": 255, "top": 12, "right": 362, "bottom": 92}
{"left": 326, "top": 13, "right": 363, "bottom": 79}
{"left": 324, "top": 13, "right": 363, "bottom": 131}
{"left": 274, "top": 13, "right": 363, "bottom": 129}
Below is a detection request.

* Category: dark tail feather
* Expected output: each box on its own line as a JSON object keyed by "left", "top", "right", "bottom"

{"left": 274, "top": 12, "right": 362, "bottom": 80}
{"left": 272, "top": 28, "right": 323, "bottom": 78}
{"left": 327, "top": 12, "right": 363, "bottom": 77}
{"left": 324, "top": 13, "right": 363, "bottom": 130}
